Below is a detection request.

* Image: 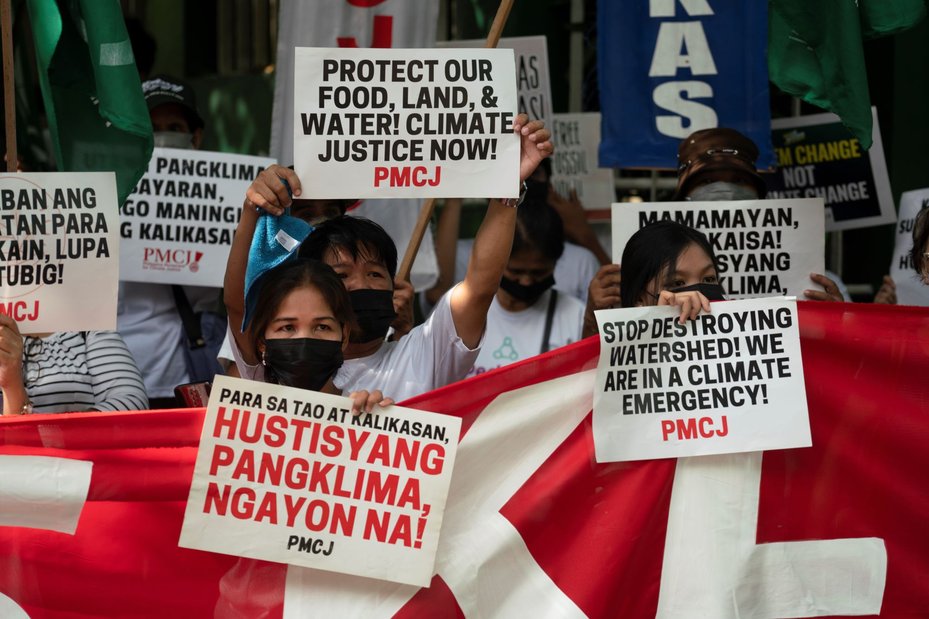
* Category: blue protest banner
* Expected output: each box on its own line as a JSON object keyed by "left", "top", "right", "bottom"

{"left": 598, "top": 0, "right": 774, "bottom": 170}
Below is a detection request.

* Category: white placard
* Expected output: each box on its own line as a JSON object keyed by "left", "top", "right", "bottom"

{"left": 593, "top": 297, "right": 811, "bottom": 462}
{"left": 889, "top": 188, "right": 929, "bottom": 306}
{"left": 550, "top": 112, "right": 615, "bottom": 211}
{"left": 120, "top": 148, "right": 274, "bottom": 286}
{"left": 293, "top": 47, "right": 520, "bottom": 199}
{"left": 180, "top": 375, "right": 461, "bottom": 587}
{"left": 0, "top": 172, "right": 119, "bottom": 333}
{"left": 768, "top": 108, "right": 895, "bottom": 232}
{"left": 443, "top": 35, "right": 552, "bottom": 128}
{"left": 611, "top": 199, "right": 826, "bottom": 299}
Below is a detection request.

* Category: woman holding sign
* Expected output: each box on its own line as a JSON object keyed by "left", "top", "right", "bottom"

{"left": 582, "top": 221, "right": 722, "bottom": 337}
{"left": 0, "top": 318, "right": 148, "bottom": 415}
{"left": 226, "top": 258, "right": 392, "bottom": 414}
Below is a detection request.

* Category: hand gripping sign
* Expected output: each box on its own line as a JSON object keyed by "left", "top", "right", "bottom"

{"left": 611, "top": 199, "right": 826, "bottom": 300}
{"left": 293, "top": 47, "right": 520, "bottom": 199}
{"left": 180, "top": 375, "right": 461, "bottom": 587}
{"left": 592, "top": 297, "right": 811, "bottom": 462}
{"left": 0, "top": 172, "right": 119, "bottom": 333}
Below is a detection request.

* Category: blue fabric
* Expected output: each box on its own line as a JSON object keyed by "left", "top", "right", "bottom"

{"left": 242, "top": 210, "right": 313, "bottom": 330}
{"left": 597, "top": 1, "right": 774, "bottom": 169}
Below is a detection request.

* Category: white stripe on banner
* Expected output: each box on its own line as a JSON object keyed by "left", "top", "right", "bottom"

{"left": 0, "top": 455, "right": 92, "bottom": 534}
{"left": 657, "top": 453, "right": 886, "bottom": 618}
{"left": 284, "top": 370, "right": 596, "bottom": 618}
{"left": 99, "top": 40, "right": 134, "bottom": 66}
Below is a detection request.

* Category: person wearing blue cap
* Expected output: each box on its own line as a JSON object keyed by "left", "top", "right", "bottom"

{"left": 224, "top": 113, "right": 553, "bottom": 402}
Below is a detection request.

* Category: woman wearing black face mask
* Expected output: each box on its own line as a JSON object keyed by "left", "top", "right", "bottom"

{"left": 467, "top": 201, "right": 586, "bottom": 377}
{"left": 229, "top": 258, "right": 393, "bottom": 414}
{"left": 582, "top": 221, "right": 722, "bottom": 337}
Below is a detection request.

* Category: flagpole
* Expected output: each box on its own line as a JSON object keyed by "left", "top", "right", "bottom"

{"left": 1, "top": 0, "right": 17, "bottom": 172}
{"left": 395, "top": 0, "right": 516, "bottom": 282}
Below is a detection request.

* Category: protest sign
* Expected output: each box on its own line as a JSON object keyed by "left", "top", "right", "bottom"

{"left": 598, "top": 1, "right": 774, "bottom": 169}
{"left": 550, "top": 113, "right": 615, "bottom": 216}
{"left": 0, "top": 172, "right": 119, "bottom": 333}
{"left": 611, "top": 199, "right": 825, "bottom": 299}
{"left": 179, "top": 375, "right": 461, "bottom": 587}
{"left": 889, "top": 188, "right": 929, "bottom": 306}
{"left": 593, "top": 297, "right": 810, "bottom": 462}
{"left": 441, "top": 36, "right": 552, "bottom": 128}
{"left": 767, "top": 109, "right": 895, "bottom": 232}
{"left": 293, "top": 47, "right": 520, "bottom": 199}
{"left": 120, "top": 148, "right": 274, "bottom": 287}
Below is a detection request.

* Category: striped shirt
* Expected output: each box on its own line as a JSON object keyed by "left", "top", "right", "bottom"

{"left": 15, "top": 331, "right": 149, "bottom": 413}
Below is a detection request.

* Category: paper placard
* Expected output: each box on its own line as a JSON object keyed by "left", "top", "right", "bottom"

{"left": 120, "top": 148, "right": 274, "bottom": 286}
{"left": 550, "top": 112, "right": 615, "bottom": 212}
{"left": 767, "top": 109, "right": 895, "bottom": 232}
{"left": 593, "top": 297, "right": 811, "bottom": 462}
{"left": 442, "top": 35, "right": 552, "bottom": 128}
{"left": 293, "top": 47, "right": 520, "bottom": 199}
{"left": 0, "top": 172, "right": 119, "bottom": 333}
{"left": 889, "top": 189, "right": 929, "bottom": 306}
{"left": 611, "top": 199, "right": 825, "bottom": 299}
{"left": 180, "top": 375, "right": 461, "bottom": 587}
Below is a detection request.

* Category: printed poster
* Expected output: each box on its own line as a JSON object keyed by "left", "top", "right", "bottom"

{"left": 889, "top": 188, "right": 929, "bottom": 306}
{"left": 120, "top": 148, "right": 274, "bottom": 286}
{"left": 767, "top": 109, "right": 895, "bottom": 232}
{"left": 593, "top": 297, "right": 811, "bottom": 462}
{"left": 550, "top": 112, "right": 616, "bottom": 215}
{"left": 611, "top": 199, "right": 825, "bottom": 300}
{"left": 293, "top": 47, "right": 520, "bottom": 199}
{"left": 180, "top": 375, "right": 461, "bottom": 587}
{"left": 0, "top": 172, "right": 119, "bottom": 333}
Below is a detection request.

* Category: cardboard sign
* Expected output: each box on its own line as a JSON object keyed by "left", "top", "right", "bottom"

{"left": 443, "top": 35, "right": 552, "bottom": 128}
{"left": 179, "top": 375, "right": 461, "bottom": 587}
{"left": 593, "top": 297, "right": 811, "bottom": 462}
{"left": 611, "top": 199, "right": 825, "bottom": 299}
{"left": 120, "top": 148, "right": 274, "bottom": 286}
{"left": 889, "top": 189, "right": 929, "bottom": 306}
{"left": 550, "top": 112, "right": 615, "bottom": 214}
{"left": 767, "top": 109, "right": 895, "bottom": 232}
{"left": 293, "top": 47, "right": 520, "bottom": 199}
{"left": 0, "top": 172, "right": 119, "bottom": 333}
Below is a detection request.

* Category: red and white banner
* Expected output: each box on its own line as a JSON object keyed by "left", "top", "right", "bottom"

{"left": 1, "top": 303, "right": 928, "bottom": 617}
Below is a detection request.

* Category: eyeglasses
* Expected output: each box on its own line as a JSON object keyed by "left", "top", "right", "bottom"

{"left": 678, "top": 148, "right": 749, "bottom": 172}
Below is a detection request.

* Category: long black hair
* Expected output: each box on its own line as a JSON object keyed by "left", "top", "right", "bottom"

{"left": 620, "top": 221, "right": 719, "bottom": 307}
{"left": 911, "top": 206, "right": 929, "bottom": 277}
{"left": 247, "top": 259, "right": 356, "bottom": 354}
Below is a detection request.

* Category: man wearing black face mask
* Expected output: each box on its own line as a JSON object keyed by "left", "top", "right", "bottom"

{"left": 225, "top": 114, "right": 554, "bottom": 402}
{"left": 467, "top": 199, "right": 585, "bottom": 377}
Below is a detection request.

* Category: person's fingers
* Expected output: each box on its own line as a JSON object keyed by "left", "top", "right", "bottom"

{"left": 246, "top": 181, "right": 285, "bottom": 215}
{"left": 803, "top": 290, "right": 830, "bottom": 302}
{"left": 0, "top": 313, "right": 19, "bottom": 334}
{"left": 378, "top": 397, "right": 395, "bottom": 407}
{"left": 513, "top": 113, "right": 528, "bottom": 132}
{"left": 274, "top": 166, "right": 303, "bottom": 198}
{"left": 883, "top": 275, "right": 896, "bottom": 289}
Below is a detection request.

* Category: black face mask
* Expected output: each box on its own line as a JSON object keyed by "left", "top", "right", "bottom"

{"left": 499, "top": 274, "right": 556, "bottom": 304}
{"left": 348, "top": 289, "right": 396, "bottom": 343}
{"left": 263, "top": 338, "right": 344, "bottom": 391}
{"left": 669, "top": 282, "right": 727, "bottom": 301}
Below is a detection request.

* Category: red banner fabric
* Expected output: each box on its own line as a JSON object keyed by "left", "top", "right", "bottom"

{"left": 0, "top": 303, "right": 927, "bottom": 618}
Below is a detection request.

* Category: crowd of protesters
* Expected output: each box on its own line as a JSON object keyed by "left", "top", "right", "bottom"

{"left": 2, "top": 71, "right": 928, "bottom": 415}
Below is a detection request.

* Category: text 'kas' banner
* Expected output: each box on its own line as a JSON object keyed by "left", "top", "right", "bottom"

{"left": 598, "top": 0, "right": 774, "bottom": 169}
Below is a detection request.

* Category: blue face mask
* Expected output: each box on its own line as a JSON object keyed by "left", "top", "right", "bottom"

{"left": 688, "top": 181, "right": 758, "bottom": 202}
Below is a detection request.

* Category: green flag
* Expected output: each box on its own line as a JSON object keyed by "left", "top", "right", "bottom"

{"left": 768, "top": 0, "right": 926, "bottom": 150}
{"left": 25, "top": 0, "right": 152, "bottom": 203}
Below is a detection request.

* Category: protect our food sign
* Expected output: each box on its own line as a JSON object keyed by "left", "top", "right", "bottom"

{"left": 293, "top": 47, "right": 520, "bottom": 199}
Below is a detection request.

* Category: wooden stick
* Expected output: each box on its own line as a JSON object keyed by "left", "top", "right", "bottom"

{"left": 396, "top": 0, "right": 516, "bottom": 282}
{"left": 1, "top": 0, "right": 17, "bottom": 172}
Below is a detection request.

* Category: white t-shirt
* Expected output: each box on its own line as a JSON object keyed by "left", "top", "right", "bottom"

{"left": 469, "top": 289, "right": 585, "bottom": 378}
{"left": 117, "top": 282, "right": 220, "bottom": 398}
{"left": 230, "top": 286, "right": 481, "bottom": 403}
